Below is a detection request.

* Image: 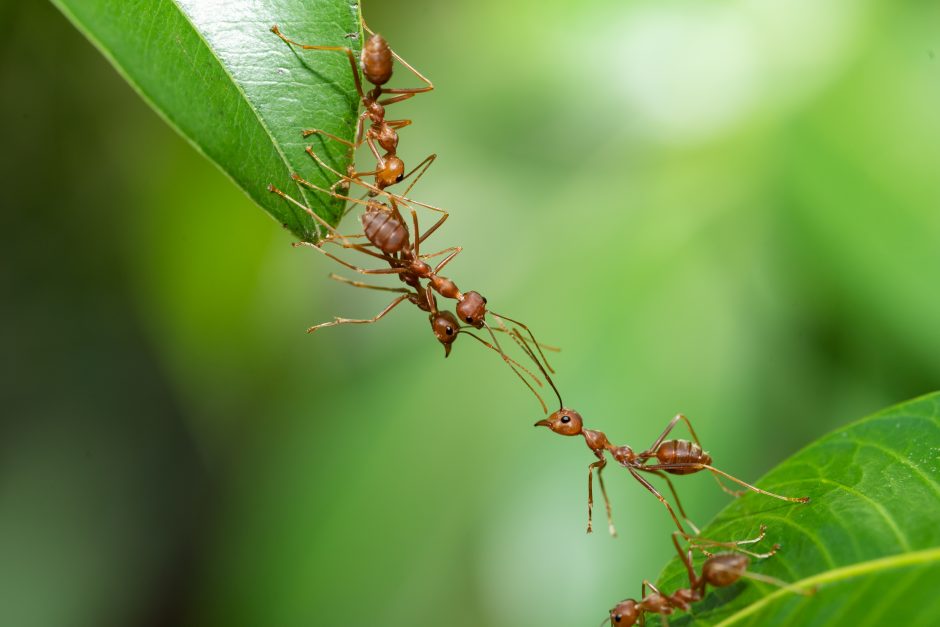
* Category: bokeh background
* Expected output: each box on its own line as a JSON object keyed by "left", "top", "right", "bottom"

{"left": 3, "top": 0, "right": 939, "bottom": 625}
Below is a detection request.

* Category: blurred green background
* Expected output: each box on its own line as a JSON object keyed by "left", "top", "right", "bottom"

{"left": 2, "top": 0, "right": 939, "bottom": 625}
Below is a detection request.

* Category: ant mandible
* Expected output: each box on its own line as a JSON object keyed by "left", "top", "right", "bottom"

{"left": 606, "top": 527, "right": 813, "bottom": 626}
{"left": 511, "top": 333, "right": 809, "bottom": 538}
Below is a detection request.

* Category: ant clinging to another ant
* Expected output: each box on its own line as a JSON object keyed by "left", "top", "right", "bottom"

{"left": 271, "top": 12, "right": 437, "bottom": 201}
{"left": 509, "top": 332, "right": 809, "bottom": 539}
{"left": 267, "top": 179, "right": 558, "bottom": 412}
{"left": 605, "top": 526, "right": 814, "bottom": 626}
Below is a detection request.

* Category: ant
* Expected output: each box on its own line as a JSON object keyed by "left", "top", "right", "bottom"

{"left": 270, "top": 173, "right": 557, "bottom": 369}
{"left": 271, "top": 14, "right": 436, "bottom": 201}
{"left": 266, "top": 181, "right": 556, "bottom": 411}
{"left": 606, "top": 527, "right": 813, "bottom": 626}
{"left": 510, "top": 334, "right": 809, "bottom": 538}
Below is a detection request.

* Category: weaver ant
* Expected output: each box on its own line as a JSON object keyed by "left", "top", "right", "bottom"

{"left": 509, "top": 335, "right": 809, "bottom": 538}
{"left": 271, "top": 14, "right": 436, "bottom": 201}
{"left": 272, "top": 170, "right": 555, "bottom": 352}
{"left": 267, "top": 181, "right": 556, "bottom": 411}
{"left": 606, "top": 527, "right": 813, "bottom": 625}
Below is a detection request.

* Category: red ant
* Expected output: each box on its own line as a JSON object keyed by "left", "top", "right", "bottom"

{"left": 266, "top": 181, "right": 557, "bottom": 411}
{"left": 271, "top": 171, "right": 556, "bottom": 356}
{"left": 606, "top": 527, "right": 813, "bottom": 626}
{"left": 271, "top": 15, "right": 436, "bottom": 200}
{"left": 508, "top": 333, "right": 809, "bottom": 538}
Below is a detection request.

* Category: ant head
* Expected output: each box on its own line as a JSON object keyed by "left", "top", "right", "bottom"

{"left": 456, "top": 291, "right": 487, "bottom": 328}
{"left": 534, "top": 408, "right": 583, "bottom": 436}
{"left": 702, "top": 554, "right": 750, "bottom": 588}
{"left": 608, "top": 600, "right": 639, "bottom": 625}
{"left": 375, "top": 155, "right": 405, "bottom": 188}
{"left": 430, "top": 310, "right": 460, "bottom": 357}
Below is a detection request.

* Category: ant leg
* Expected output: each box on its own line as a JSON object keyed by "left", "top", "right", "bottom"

{"left": 417, "top": 209, "right": 449, "bottom": 247}
{"left": 704, "top": 465, "right": 810, "bottom": 503}
{"left": 587, "top": 456, "right": 614, "bottom": 534}
{"left": 597, "top": 461, "right": 617, "bottom": 536}
{"left": 292, "top": 172, "right": 381, "bottom": 216}
{"left": 433, "top": 248, "right": 463, "bottom": 273}
{"left": 639, "top": 463, "right": 810, "bottom": 503}
{"left": 386, "top": 118, "right": 413, "bottom": 130}
{"left": 375, "top": 49, "right": 434, "bottom": 96}
{"left": 270, "top": 26, "right": 365, "bottom": 101}
{"left": 627, "top": 468, "right": 691, "bottom": 538}
{"left": 671, "top": 532, "right": 700, "bottom": 590}
{"left": 419, "top": 246, "right": 460, "bottom": 260}
{"left": 638, "top": 414, "right": 703, "bottom": 459}
{"left": 646, "top": 470, "right": 700, "bottom": 535}
{"left": 301, "top": 128, "right": 358, "bottom": 149}
{"left": 319, "top": 237, "right": 394, "bottom": 262}
{"left": 399, "top": 153, "right": 438, "bottom": 201}
{"left": 713, "top": 475, "right": 748, "bottom": 498}
{"left": 306, "top": 145, "right": 448, "bottom": 214}
{"left": 268, "top": 183, "right": 349, "bottom": 243}
{"left": 688, "top": 526, "right": 779, "bottom": 559}
{"left": 364, "top": 134, "right": 384, "bottom": 164}
{"left": 328, "top": 273, "right": 411, "bottom": 294}
{"left": 342, "top": 190, "right": 371, "bottom": 219}
{"left": 307, "top": 294, "right": 408, "bottom": 333}
{"left": 293, "top": 241, "right": 404, "bottom": 276}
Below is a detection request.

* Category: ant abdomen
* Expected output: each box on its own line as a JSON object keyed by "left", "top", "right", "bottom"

{"left": 702, "top": 553, "right": 749, "bottom": 587}
{"left": 362, "top": 207, "right": 409, "bottom": 254}
{"left": 361, "top": 34, "right": 393, "bottom": 85}
{"left": 656, "top": 439, "right": 712, "bottom": 472}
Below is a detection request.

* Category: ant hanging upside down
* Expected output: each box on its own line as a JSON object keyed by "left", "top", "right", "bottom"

{"left": 508, "top": 332, "right": 809, "bottom": 538}
{"left": 267, "top": 178, "right": 559, "bottom": 411}
{"left": 605, "top": 526, "right": 814, "bottom": 626}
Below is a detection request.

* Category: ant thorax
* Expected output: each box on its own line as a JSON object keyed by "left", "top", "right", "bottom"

{"left": 583, "top": 428, "right": 611, "bottom": 452}
{"left": 611, "top": 445, "right": 636, "bottom": 465}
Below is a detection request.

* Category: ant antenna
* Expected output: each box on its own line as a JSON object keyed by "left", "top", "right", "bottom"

{"left": 511, "top": 327, "right": 563, "bottom": 411}
{"left": 458, "top": 329, "right": 544, "bottom": 391}
{"left": 463, "top": 325, "right": 548, "bottom": 414}
{"left": 490, "top": 309, "right": 558, "bottom": 373}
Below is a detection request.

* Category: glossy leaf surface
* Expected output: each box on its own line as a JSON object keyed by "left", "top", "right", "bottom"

{"left": 644, "top": 393, "right": 940, "bottom": 626}
{"left": 51, "top": 0, "right": 363, "bottom": 241}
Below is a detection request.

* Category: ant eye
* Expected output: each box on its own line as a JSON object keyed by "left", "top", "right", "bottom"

{"left": 615, "top": 616, "right": 621, "bottom": 623}
{"left": 445, "top": 326, "right": 454, "bottom": 335}
{"left": 561, "top": 415, "right": 571, "bottom": 423}
{"left": 465, "top": 316, "right": 473, "bottom": 323}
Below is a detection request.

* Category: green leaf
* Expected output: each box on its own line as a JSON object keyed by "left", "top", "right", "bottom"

{"left": 644, "top": 393, "right": 940, "bottom": 626}
{"left": 50, "top": 0, "right": 363, "bottom": 242}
